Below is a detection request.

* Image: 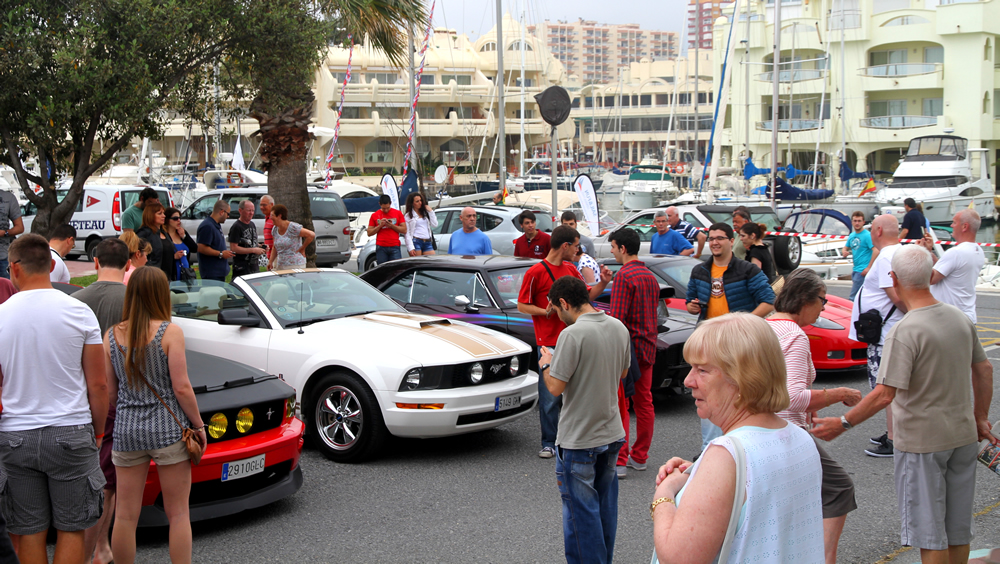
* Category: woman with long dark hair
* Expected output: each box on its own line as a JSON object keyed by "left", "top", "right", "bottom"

{"left": 105, "top": 267, "right": 206, "bottom": 563}
{"left": 403, "top": 192, "right": 437, "bottom": 257}
{"left": 135, "top": 202, "right": 167, "bottom": 269}
{"left": 163, "top": 207, "right": 196, "bottom": 282}
{"left": 738, "top": 222, "right": 775, "bottom": 282}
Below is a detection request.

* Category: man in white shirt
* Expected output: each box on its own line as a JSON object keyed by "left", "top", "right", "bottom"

{"left": 0, "top": 234, "right": 108, "bottom": 561}
{"left": 849, "top": 214, "right": 906, "bottom": 458}
{"left": 48, "top": 223, "right": 77, "bottom": 284}
{"left": 921, "top": 209, "right": 984, "bottom": 323}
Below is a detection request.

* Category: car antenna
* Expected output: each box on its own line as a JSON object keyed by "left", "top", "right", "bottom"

{"left": 298, "top": 277, "right": 305, "bottom": 334}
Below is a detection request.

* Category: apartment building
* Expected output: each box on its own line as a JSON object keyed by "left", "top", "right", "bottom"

{"left": 689, "top": 0, "right": 735, "bottom": 50}
{"left": 571, "top": 52, "right": 716, "bottom": 163}
{"left": 528, "top": 19, "right": 680, "bottom": 84}
{"left": 714, "top": 0, "right": 1000, "bottom": 182}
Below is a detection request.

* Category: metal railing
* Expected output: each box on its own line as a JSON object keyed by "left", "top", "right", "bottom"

{"left": 756, "top": 69, "right": 826, "bottom": 82}
{"left": 756, "top": 119, "right": 823, "bottom": 131}
{"left": 859, "top": 63, "right": 941, "bottom": 77}
{"left": 860, "top": 115, "right": 937, "bottom": 129}
{"left": 827, "top": 10, "right": 862, "bottom": 30}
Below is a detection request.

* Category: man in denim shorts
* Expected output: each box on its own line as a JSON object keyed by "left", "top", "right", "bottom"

{"left": 0, "top": 234, "right": 108, "bottom": 561}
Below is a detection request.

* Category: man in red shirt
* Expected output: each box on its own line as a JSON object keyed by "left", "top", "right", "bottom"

{"left": 607, "top": 227, "right": 660, "bottom": 479}
{"left": 513, "top": 210, "right": 551, "bottom": 259}
{"left": 260, "top": 195, "right": 275, "bottom": 253}
{"left": 517, "top": 225, "right": 612, "bottom": 458}
{"left": 367, "top": 195, "right": 407, "bottom": 265}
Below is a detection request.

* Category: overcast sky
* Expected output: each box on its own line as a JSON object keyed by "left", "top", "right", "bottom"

{"left": 432, "top": 0, "right": 690, "bottom": 39}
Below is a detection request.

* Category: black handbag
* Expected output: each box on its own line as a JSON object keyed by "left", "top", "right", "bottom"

{"left": 853, "top": 286, "right": 897, "bottom": 345}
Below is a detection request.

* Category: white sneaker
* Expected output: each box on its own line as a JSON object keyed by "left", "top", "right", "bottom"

{"left": 538, "top": 446, "right": 556, "bottom": 459}
{"left": 627, "top": 457, "right": 647, "bottom": 471}
{"left": 616, "top": 465, "right": 627, "bottom": 479}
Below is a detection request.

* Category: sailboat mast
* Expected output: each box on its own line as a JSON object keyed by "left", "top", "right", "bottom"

{"left": 695, "top": 1, "right": 700, "bottom": 174}
{"left": 839, "top": 0, "right": 847, "bottom": 192}
{"left": 520, "top": 12, "right": 526, "bottom": 179}
{"left": 744, "top": 0, "right": 751, "bottom": 176}
{"left": 496, "top": 1, "right": 506, "bottom": 191}
{"left": 770, "top": 0, "right": 781, "bottom": 208}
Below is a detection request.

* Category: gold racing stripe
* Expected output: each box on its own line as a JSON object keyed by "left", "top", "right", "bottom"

{"left": 362, "top": 313, "right": 517, "bottom": 358}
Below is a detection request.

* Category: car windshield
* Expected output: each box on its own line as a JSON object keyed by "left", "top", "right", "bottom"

{"left": 487, "top": 266, "right": 531, "bottom": 307}
{"left": 702, "top": 209, "right": 781, "bottom": 230}
{"left": 244, "top": 271, "right": 403, "bottom": 327}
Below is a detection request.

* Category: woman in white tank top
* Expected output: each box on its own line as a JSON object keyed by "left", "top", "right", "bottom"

{"left": 650, "top": 313, "right": 824, "bottom": 564}
{"left": 403, "top": 192, "right": 437, "bottom": 256}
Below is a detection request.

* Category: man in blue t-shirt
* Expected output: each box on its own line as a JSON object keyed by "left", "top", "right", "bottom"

{"left": 649, "top": 211, "right": 693, "bottom": 256}
{"left": 197, "top": 200, "right": 235, "bottom": 282}
{"left": 448, "top": 207, "right": 493, "bottom": 255}
{"left": 842, "top": 210, "right": 875, "bottom": 300}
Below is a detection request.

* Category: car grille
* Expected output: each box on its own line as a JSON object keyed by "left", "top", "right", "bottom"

{"left": 201, "top": 399, "right": 286, "bottom": 444}
{"left": 851, "top": 348, "right": 867, "bottom": 360}
{"left": 456, "top": 399, "right": 536, "bottom": 426}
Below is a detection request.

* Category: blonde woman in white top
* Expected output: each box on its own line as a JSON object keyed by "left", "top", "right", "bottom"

{"left": 404, "top": 192, "right": 438, "bottom": 256}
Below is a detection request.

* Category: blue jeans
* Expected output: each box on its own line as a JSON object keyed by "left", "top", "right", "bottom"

{"left": 849, "top": 271, "right": 865, "bottom": 301}
{"left": 0, "top": 258, "right": 7, "bottom": 279}
{"left": 539, "top": 347, "right": 562, "bottom": 449}
{"left": 556, "top": 440, "right": 624, "bottom": 564}
{"left": 375, "top": 245, "right": 401, "bottom": 265}
{"left": 701, "top": 419, "right": 723, "bottom": 451}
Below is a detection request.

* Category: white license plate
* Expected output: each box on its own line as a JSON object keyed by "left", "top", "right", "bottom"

{"left": 494, "top": 392, "right": 521, "bottom": 412}
{"left": 221, "top": 454, "right": 266, "bottom": 482}
{"left": 316, "top": 238, "right": 337, "bottom": 248}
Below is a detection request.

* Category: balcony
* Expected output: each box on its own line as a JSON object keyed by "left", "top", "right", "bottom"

{"left": 755, "top": 69, "right": 826, "bottom": 83}
{"left": 859, "top": 63, "right": 940, "bottom": 77}
{"left": 859, "top": 115, "right": 937, "bottom": 129}
{"left": 858, "top": 63, "right": 943, "bottom": 91}
{"left": 756, "top": 119, "right": 823, "bottom": 131}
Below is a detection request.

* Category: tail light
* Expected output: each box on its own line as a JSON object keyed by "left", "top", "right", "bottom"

{"left": 343, "top": 227, "right": 351, "bottom": 235}
{"left": 112, "top": 192, "right": 121, "bottom": 231}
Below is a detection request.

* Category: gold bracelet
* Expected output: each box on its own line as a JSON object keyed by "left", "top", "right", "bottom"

{"left": 650, "top": 496, "right": 675, "bottom": 519}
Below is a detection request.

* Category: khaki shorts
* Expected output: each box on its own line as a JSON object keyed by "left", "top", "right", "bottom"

{"left": 112, "top": 440, "right": 190, "bottom": 468}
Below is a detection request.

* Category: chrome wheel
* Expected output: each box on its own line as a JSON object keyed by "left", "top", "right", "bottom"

{"left": 787, "top": 236, "right": 801, "bottom": 266}
{"left": 315, "top": 385, "right": 364, "bottom": 451}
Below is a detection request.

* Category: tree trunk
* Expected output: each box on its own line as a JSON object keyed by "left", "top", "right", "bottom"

{"left": 252, "top": 93, "right": 316, "bottom": 266}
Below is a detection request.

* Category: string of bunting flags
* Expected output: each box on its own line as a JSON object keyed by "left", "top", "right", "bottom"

{"left": 324, "top": 34, "right": 354, "bottom": 185}
{"left": 402, "top": 0, "right": 437, "bottom": 176}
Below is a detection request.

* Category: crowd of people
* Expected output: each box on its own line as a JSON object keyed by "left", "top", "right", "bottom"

{"left": 0, "top": 184, "right": 995, "bottom": 564}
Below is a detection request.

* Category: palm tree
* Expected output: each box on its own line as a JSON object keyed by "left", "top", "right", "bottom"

{"left": 251, "top": 0, "right": 426, "bottom": 266}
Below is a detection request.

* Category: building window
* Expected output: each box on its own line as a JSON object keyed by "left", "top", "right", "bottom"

{"left": 922, "top": 98, "right": 943, "bottom": 117}
{"left": 366, "top": 73, "right": 398, "bottom": 84}
{"left": 514, "top": 109, "right": 535, "bottom": 119}
{"left": 869, "top": 49, "right": 907, "bottom": 67}
{"left": 869, "top": 99, "right": 907, "bottom": 117}
{"left": 514, "top": 77, "right": 535, "bottom": 87}
{"left": 339, "top": 107, "right": 361, "bottom": 119}
{"left": 330, "top": 71, "right": 358, "bottom": 84}
{"left": 924, "top": 46, "right": 944, "bottom": 64}
{"left": 440, "top": 139, "right": 468, "bottom": 163}
{"left": 330, "top": 140, "right": 355, "bottom": 163}
{"left": 364, "top": 140, "right": 394, "bottom": 163}
{"left": 414, "top": 107, "right": 436, "bottom": 119}
{"left": 480, "top": 41, "right": 497, "bottom": 52}
{"left": 419, "top": 75, "right": 435, "bottom": 85}
{"left": 508, "top": 40, "right": 533, "bottom": 51}
{"left": 441, "top": 75, "right": 472, "bottom": 86}
{"left": 994, "top": 90, "right": 1000, "bottom": 118}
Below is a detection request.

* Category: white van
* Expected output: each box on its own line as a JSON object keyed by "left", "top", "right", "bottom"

{"left": 21, "top": 185, "right": 174, "bottom": 260}
{"left": 179, "top": 188, "right": 351, "bottom": 266}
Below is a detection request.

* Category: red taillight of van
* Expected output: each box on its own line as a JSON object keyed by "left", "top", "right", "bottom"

{"left": 112, "top": 192, "right": 121, "bottom": 231}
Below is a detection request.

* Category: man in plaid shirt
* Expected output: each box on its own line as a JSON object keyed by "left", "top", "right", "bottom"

{"left": 607, "top": 227, "right": 660, "bottom": 479}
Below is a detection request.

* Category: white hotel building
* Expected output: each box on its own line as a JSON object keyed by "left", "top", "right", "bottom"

{"left": 711, "top": 0, "right": 1000, "bottom": 182}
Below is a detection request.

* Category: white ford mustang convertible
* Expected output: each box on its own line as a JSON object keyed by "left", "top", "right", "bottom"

{"left": 169, "top": 269, "right": 538, "bottom": 463}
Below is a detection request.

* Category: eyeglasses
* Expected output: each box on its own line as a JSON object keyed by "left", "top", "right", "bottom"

{"left": 707, "top": 236, "right": 730, "bottom": 242}
{"left": 818, "top": 296, "right": 828, "bottom": 306}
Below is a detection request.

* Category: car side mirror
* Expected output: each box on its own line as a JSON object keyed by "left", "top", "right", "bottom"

{"left": 658, "top": 286, "right": 675, "bottom": 300}
{"left": 455, "top": 295, "right": 479, "bottom": 313}
{"left": 218, "top": 308, "right": 261, "bottom": 327}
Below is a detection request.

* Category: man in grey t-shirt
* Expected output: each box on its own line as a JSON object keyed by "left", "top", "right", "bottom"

{"left": 71, "top": 237, "right": 128, "bottom": 564}
{"left": 0, "top": 190, "right": 24, "bottom": 279}
{"left": 538, "top": 276, "right": 630, "bottom": 564}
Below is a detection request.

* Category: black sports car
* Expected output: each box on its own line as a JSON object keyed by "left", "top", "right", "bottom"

{"left": 360, "top": 255, "right": 695, "bottom": 394}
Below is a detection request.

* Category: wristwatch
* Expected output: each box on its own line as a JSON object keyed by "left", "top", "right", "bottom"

{"left": 840, "top": 415, "right": 853, "bottom": 430}
{"left": 218, "top": 251, "right": 224, "bottom": 259}
{"left": 539, "top": 363, "right": 551, "bottom": 373}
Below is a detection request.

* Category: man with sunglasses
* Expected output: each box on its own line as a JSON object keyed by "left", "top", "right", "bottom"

{"left": 686, "top": 222, "right": 775, "bottom": 449}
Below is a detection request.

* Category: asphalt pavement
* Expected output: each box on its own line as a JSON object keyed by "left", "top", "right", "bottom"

{"left": 112, "top": 284, "right": 1000, "bottom": 563}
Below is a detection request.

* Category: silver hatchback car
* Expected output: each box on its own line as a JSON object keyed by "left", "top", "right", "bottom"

{"left": 358, "top": 205, "right": 554, "bottom": 272}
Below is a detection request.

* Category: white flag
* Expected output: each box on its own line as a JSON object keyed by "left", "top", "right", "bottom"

{"left": 232, "top": 137, "right": 245, "bottom": 170}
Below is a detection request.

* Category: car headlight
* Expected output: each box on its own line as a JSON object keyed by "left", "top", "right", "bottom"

{"left": 404, "top": 368, "right": 423, "bottom": 390}
{"left": 209, "top": 412, "right": 228, "bottom": 439}
{"left": 236, "top": 407, "right": 254, "bottom": 434}
{"left": 811, "top": 316, "right": 844, "bottom": 330}
{"left": 284, "top": 396, "right": 296, "bottom": 422}
{"left": 469, "top": 363, "right": 484, "bottom": 384}
{"left": 509, "top": 356, "right": 520, "bottom": 376}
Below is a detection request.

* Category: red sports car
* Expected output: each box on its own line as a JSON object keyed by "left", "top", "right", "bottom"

{"left": 599, "top": 256, "right": 867, "bottom": 375}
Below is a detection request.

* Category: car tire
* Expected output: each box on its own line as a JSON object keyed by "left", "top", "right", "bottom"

{"left": 307, "top": 371, "right": 387, "bottom": 463}
{"left": 364, "top": 255, "right": 377, "bottom": 272}
{"left": 772, "top": 235, "right": 801, "bottom": 273}
{"left": 85, "top": 238, "right": 101, "bottom": 262}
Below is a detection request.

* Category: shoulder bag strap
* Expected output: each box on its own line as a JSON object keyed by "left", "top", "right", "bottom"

{"left": 882, "top": 304, "right": 897, "bottom": 326}
{"left": 540, "top": 260, "right": 556, "bottom": 282}
{"left": 718, "top": 435, "right": 747, "bottom": 561}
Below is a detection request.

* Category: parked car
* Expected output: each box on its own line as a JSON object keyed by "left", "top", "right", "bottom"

{"left": 179, "top": 188, "right": 352, "bottom": 266}
{"left": 361, "top": 255, "right": 696, "bottom": 394}
{"left": 168, "top": 270, "right": 537, "bottom": 463}
{"left": 21, "top": 185, "right": 175, "bottom": 260}
{"left": 596, "top": 255, "right": 867, "bottom": 375}
{"left": 357, "top": 205, "right": 554, "bottom": 272}
{"left": 38, "top": 284, "right": 305, "bottom": 525}
{"left": 590, "top": 205, "right": 802, "bottom": 275}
